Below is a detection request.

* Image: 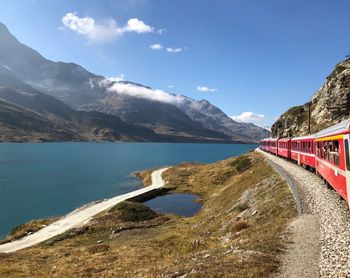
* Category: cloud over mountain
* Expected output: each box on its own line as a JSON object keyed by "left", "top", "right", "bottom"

{"left": 106, "top": 82, "right": 185, "bottom": 105}
{"left": 231, "top": 112, "right": 265, "bottom": 123}
{"left": 62, "top": 12, "right": 153, "bottom": 41}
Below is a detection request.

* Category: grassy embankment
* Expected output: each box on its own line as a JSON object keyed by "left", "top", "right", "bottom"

{"left": 0, "top": 152, "right": 296, "bottom": 277}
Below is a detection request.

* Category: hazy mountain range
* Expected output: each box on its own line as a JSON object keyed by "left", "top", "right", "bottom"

{"left": 0, "top": 22, "right": 267, "bottom": 143}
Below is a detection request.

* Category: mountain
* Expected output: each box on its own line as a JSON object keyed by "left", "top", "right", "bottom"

{"left": 0, "top": 22, "right": 267, "bottom": 142}
{"left": 0, "top": 73, "right": 166, "bottom": 142}
{"left": 0, "top": 70, "right": 232, "bottom": 143}
{"left": 272, "top": 58, "right": 350, "bottom": 137}
{"left": 178, "top": 98, "right": 268, "bottom": 141}
{"left": 0, "top": 23, "right": 105, "bottom": 106}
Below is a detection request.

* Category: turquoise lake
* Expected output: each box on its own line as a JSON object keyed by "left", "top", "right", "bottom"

{"left": 0, "top": 142, "right": 256, "bottom": 239}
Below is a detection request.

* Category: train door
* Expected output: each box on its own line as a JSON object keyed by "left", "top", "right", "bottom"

{"left": 297, "top": 141, "right": 301, "bottom": 165}
{"left": 344, "top": 135, "right": 350, "bottom": 204}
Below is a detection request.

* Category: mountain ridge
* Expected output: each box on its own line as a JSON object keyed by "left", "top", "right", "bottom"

{"left": 0, "top": 22, "right": 267, "bottom": 143}
{"left": 272, "top": 58, "right": 350, "bottom": 137}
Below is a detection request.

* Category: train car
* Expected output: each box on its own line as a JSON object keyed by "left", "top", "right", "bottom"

{"left": 292, "top": 135, "right": 316, "bottom": 169}
{"left": 264, "top": 138, "right": 271, "bottom": 153}
{"left": 259, "top": 139, "right": 267, "bottom": 151}
{"left": 277, "top": 138, "right": 291, "bottom": 159}
{"left": 290, "top": 137, "right": 300, "bottom": 164}
{"left": 315, "top": 119, "right": 350, "bottom": 201}
{"left": 270, "top": 138, "right": 278, "bottom": 155}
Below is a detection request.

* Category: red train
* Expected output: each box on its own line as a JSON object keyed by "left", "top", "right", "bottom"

{"left": 259, "top": 119, "right": 350, "bottom": 202}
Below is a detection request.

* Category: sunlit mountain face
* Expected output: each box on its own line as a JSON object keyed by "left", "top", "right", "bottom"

{"left": 0, "top": 23, "right": 267, "bottom": 143}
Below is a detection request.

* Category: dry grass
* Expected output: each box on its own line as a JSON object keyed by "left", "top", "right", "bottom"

{"left": 134, "top": 169, "right": 153, "bottom": 186}
{"left": 0, "top": 152, "right": 296, "bottom": 277}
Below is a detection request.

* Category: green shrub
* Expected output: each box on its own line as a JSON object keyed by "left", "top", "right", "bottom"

{"left": 234, "top": 202, "right": 249, "bottom": 212}
{"left": 231, "top": 156, "right": 252, "bottom": 173}
{"left": 111, "top": 201, "right": 157, "bottom": 222}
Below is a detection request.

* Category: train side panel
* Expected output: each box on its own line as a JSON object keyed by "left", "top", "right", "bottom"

{"left": 300, "top": 153, "right": 316, "bottom": 168}
{"left": 278, "top": 148, "right": 289, "bottom": 159}
{"left": 315, "top": 136, "right": 347, "bottom": 201}
{"left": 291, "top": 150, "right": 299, "bottom": 164}
{"left": 316, "top": 157, "right": 347, "bottom": 201}
{"left": 277, "top": 139, "right": 291, "bottom": 159}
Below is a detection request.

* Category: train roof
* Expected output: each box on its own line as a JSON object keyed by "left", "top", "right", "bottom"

{"left": 278, "top": 138, "right": 291, "bottom": 142}
{"left": 291, "top": 134, "right": 315, "bottom": 141}
{"left": 315, "top": 119, "right": 350, "bottom": 138}
{"left": 261, "top": 138, "right": 276, "bottom": 141}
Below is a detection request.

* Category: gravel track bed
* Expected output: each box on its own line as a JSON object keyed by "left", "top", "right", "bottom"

{"left": 258, "top": 150, "right": 350, "bottom": 277}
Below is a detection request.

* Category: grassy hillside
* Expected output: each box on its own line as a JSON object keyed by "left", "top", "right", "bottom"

{"left": 0, "top": 153, "right": 295, "bottom": 277}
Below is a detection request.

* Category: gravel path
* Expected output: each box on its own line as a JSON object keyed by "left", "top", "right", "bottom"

{"left": 0, "top": 167, "right": 169, "bottom": 253}
{"left": 258, "top": 149, "right": 350, "bottom": 278}
{"left": 275, "top": 214, "right": 320, "bottom": 278}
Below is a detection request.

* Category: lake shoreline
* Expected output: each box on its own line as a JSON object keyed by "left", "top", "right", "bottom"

{"left": 0, "top": 167, "right": 203, "bottom": 244}
{"left": 0, "top": 168, "right": 170, "bottom": 252}
{"left": 0, "top": 152, "right": 296, "bottom": 277}
{"left": 0, "top": 142, "right": 257, "bottom": 240}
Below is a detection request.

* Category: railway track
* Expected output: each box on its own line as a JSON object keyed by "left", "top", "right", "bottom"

{"left": 258, "top": 149, "right": 350, "bottom": 277}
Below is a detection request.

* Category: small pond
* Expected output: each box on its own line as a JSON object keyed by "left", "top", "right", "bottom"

{"left": 144, "top": 193, "right": 202, "bottom": 217}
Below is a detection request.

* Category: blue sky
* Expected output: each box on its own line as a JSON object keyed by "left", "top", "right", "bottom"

{"left": 0, "top": 0, "right": 349, "bottom": 127}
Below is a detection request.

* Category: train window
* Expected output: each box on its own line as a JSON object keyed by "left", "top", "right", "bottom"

{"left": 327, "top": 140, "right": 339, "bottom": 165}
{"left": 323, "top": 142, "right": 327, "bottom": 160}
{"left": 333, "top": 141, "right": 340, "bottom": 165}
{"left": 328, "top": 141, "right": 333, "bottom": 162}
{"left": 321, "top": 142, "right": 325, "bottom": 158}
{"left": 316, "top": 142, "right": 320, "bottom": 157}
{"left": 345, "top": 139, "right": 350, "bottom": 171}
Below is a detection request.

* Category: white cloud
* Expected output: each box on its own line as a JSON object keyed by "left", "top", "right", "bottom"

{"left": 105, "top": 82, "right": 185, "bottom": 104}
{"left": 166, "top": 47, "right": 183, "bottom": 53}
{"left": 157, "top": 28, "right": 166, "bottom": 35}
{"left": 197, "top": 86, "right": 218, "bottom": 92}
{"left": 150, "top": 43, "right": 163, "bottom": 50}
{"left": 123, "top": 18, "right": 154, "bottom": 33}
{"left": 168, "top": 85, "right": 174, "bottom": 89}
{"left": 107, "top": 73, "right": 125, "bottom": 82}
{"left": 62, "top": 12, "right": 153, "bottom": 42}
{"left": 2, "top": 65, "right": 12, "bottom": 72}
{"left": 230, "top": 112, "right": 265, "bottom": 123}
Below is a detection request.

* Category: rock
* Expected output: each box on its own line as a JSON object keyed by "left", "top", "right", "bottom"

{"left": 272, "top": 58, "right": 350, "bottom": 137}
